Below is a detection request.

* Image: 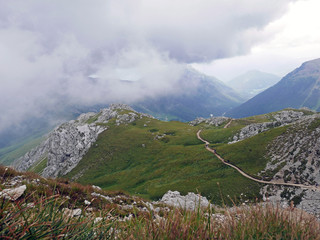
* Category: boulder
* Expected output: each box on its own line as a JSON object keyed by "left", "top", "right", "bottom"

{"left": 158, "top": 190, "right": 211, "bottom": 211}
{"left": 0, "top": 185, "right": 26, "bottom": 201}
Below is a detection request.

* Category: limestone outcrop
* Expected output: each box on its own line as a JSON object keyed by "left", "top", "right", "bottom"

{"left": 157, "top": 190, "right": 211, "bottom": 211}
{"left": 229, "top": 110, "right": 308, "bottom": 143}
{"left": 13, "top": 104, "right": 150, "bottom": 178}
{"left": 189, "top": 116, "right": 229, "bottom": 127}
{"left": 259, "top": 113, "right": 320, "bottom": 218}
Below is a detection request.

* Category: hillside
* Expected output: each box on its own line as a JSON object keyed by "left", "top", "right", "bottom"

{"left": 227, "top": 58, "right": 320, "bottom": 118}
{"left": 227, "top": 70, "right": 280, "bottom": 100}
{"left": 13, "top": 104, "right": 320, "bottom": 220}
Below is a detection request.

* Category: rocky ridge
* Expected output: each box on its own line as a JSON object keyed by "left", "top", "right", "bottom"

{"left": 229, "top": 110, "right": 309, "bottom": 144}
{"left": 189, "top": 116, "right": 230, "bottom": 126}
{"left": 13, "top": 104, "right": 153, "bottom": 178}
{"left": 259, "top": 113, "right": 320, "bottom": 218}
{"left": 0, "top": 166, "right": 216, "bottom": 221}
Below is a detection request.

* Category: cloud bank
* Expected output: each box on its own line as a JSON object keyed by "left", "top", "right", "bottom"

{"left": 0, "top": 0, "right": 296, "bottom": 133}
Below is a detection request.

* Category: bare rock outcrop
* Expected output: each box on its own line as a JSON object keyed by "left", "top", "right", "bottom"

{"left": 229, "top": 110, "right": 308, "bottom": 144}
{"left": 259, "top": 114, "right": 320, "bottom": 218}
{"left": 0, "top": 185, "right": 26, "bottom": 201}
{"left": 13, "top": 104, "right": 148, "bottom": 178}
{"left": 189, "top": 116, "right": 230, "bottom": 127}
{"left": 156, "top": 190, "right": 211, "bottom": 211}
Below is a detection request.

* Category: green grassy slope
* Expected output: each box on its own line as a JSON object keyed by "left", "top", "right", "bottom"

{"left": 66, "top": 113, "right": 289, "bottom": 205}
{"left": 0, "top": 134, "right": 45, "bottom": 165}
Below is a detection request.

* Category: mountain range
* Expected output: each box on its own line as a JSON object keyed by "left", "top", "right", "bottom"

{"left": 133, "top": 68, "right": 244, "bottom": 121}
{"left": 226, "top": 70, "right": 280, "bottom": 100}
{"left": 227, "top": 58, "right": 320, "bottom": 118}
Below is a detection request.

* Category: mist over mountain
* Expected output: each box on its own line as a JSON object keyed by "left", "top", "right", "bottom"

{"left": 0, "top": 67, "right": 243, "bottom": 164}
{"left": 227, "top": 70, "right": 280, "bottom": 100}
{"left": 226, "top": 58, "right": 320, "bottom": 118}
{"left": 134, "top": 68, "right": 243, "bottom": 121}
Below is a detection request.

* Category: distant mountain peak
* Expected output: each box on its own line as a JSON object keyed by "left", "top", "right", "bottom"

{"left": 226, "top": 58, "right": 320, "bottom": 118}
{"left": 226, "top": 70, "right": 280, "bottom": 100}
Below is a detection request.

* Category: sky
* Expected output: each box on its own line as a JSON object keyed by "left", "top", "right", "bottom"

{"left": 0, "top": 0, "right": 319, "bottom": 133}
{"left": 193, "top": 0, "right": 320, "bottom": 81}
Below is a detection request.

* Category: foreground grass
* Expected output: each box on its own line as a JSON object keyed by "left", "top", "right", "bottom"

{"left": 1, "top": 193, "right": 319, "bottom": 239}
{"left": 1, "top": 166, "right": 320, "bottom": 239}
{"left": 121, "top": 205, "right": 320, "bottom": 240}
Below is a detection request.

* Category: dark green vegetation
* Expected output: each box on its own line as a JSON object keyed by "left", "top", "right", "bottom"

{"left": 1, "top": 166, "right": 320, "bottom": 240}
{"left": 67, "top": 117, "right": 260, "bottom": 204}
{"left": 0, "top": 133, "right": 45, "bottom": 165}
{"left": 215, "top": 126, "right": 289, "bottom": 176}
{"left": 65, "top": 110, "right": 291, "bottom": 205}
{"left": 28, "top": 157, "right": 48, "bottom": 174}
{"left": 227, "top": 58, "right": 320, "bottom": 118}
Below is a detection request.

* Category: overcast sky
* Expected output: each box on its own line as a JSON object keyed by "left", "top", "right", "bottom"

{"left": 193, "top": 0, "right": 320, "bottom": 80}
{"left": 0, "top": 0, "right": 319, "bottom": 132}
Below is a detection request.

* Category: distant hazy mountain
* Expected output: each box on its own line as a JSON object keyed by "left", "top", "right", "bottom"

{"left": 226, "top": 58, "right": 320, "bottom": 118}
{"left": 134, "top": 68, "right": 244, "bottom": 121}
{"left": 0, "top": 68, "right": 243, "bottom": 164}
{"left": 227, "top": 70, "right": 280, "bottom": 100}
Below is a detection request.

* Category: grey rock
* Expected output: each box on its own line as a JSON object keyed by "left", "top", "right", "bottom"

{"left": 13, "top": 104, "right": 150, "bottom": 178}
{"left": 229, "top": 110, "right": 309, "bottom": 144}
{"left": 260, "top": 113, "right": 320, "bottom": 218}
{"left": 94, "top": 217, "right": 103, "bottom": 224}
{"left": 157, "top": 190, "right": 211, "bottom": 211}
{"left": 189, "top": 116, "right": 230, "bottom": 126}
{"left": 63, "top": 208, "right": 82, "bottom": 218}
{"left": 0, "top": 185, "right": 26, "bottom": 201}
{"left": 92, "top": 185, "right": 102, "bottom": 191}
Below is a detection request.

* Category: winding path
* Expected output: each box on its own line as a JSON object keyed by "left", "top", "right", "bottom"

{"left": 197, "top": 129, "right": 319, "bottom": 191}
{"left": 223, "top": 119, "right": 233, "bottom": 129}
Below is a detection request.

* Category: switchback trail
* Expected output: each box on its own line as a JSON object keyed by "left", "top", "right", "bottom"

{"left": 197, "top": 130, "right": 319, "bottom": 191}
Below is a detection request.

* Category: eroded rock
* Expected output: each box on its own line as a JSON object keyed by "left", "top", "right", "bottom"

{"left": 0, "top": 185, "right": 26, "bottom": 201}
{"left": 157, "top": 190, "right": 211, "bottom": 211}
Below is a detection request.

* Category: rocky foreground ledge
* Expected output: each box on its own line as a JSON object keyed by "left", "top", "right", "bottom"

{"left": 1, "top": 166, "right": 319, "bottom": 239}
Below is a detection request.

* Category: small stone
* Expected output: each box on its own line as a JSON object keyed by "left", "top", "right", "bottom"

{"left": 92, "top": 185, "right": 102, "bottom": 191}
{"left": 158, "top": 190, "right": 211, "bottom": 211}
{"left": 84, "top": 200, "right": 91, "bottom": 205}
{"left": 94, "top": 217, "right": 103, "bottom": 224}
{"left": 63, "top": 208, "right": 82, "bottom": 218}
{"left": 0, "top": 185, "right": 26, "bottom": 201}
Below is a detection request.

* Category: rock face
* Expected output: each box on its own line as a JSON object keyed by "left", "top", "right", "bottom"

{"left": 259, "top": 113, "right": 320, "bottom": 218}
{"left": 13, "top": 104, "right": 151, "bottom": 178}
{"left": 158, "top": 190, "right": 211, "bottom": 211}
{"left": 229, "top": 110, "right": 307, "bottom": 143}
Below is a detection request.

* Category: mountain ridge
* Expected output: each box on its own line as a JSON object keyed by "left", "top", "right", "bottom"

{"left": 13, "top": 104, "right": 320, "bottom": 219}
{"left": 227, "top": 70, "right": 280, "bottom": 100}
{"left": 226, "top": 58, "right": 320, "bottom": 118}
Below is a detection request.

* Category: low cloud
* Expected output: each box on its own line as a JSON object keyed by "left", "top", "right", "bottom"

{"left": 0, "top": 0, "right": 297, "bottom": 133}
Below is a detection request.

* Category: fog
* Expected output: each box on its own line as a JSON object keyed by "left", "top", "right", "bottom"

{"left": 0, "top": 0, "right": 296, "bottom": 133}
